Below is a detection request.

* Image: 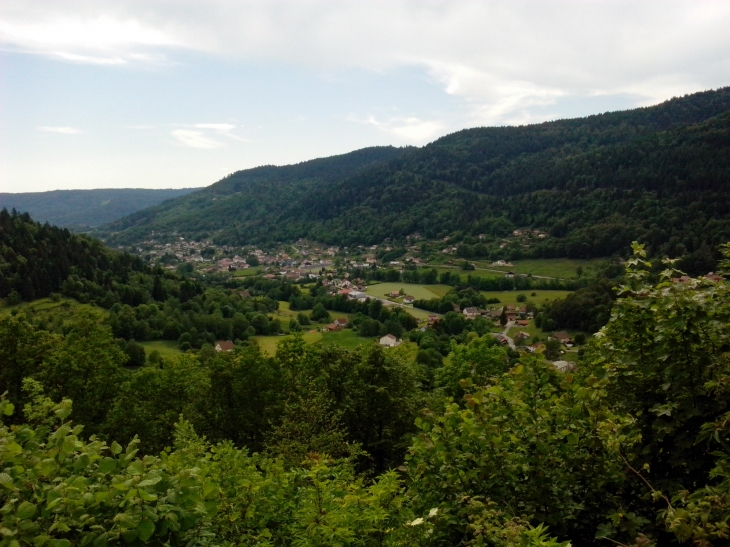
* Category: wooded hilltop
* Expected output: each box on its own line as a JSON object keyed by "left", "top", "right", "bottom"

{"left": 98, "top": 87, "right": 730, "bottom": 265}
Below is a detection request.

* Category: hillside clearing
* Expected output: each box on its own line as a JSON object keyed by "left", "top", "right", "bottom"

{"left": 140, "top": 340, "right": 183, "bottom": 361}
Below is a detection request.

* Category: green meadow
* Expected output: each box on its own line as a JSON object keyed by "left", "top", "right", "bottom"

{"left": 272, "top": 301, "right": 351, "bottom": 324}
{"left": 364, "top": 282, "right": 451, "bottom": 301}
{"left": 364, "top": 282, "right": 450, "bottom": 320}
{"left": 480, "top": 290, "right": 572, "bottom": 307}
{"left": 473, "top": 257, "right": 606, "bottom": 279}
{"left": 251, "top": 329, "right": 417, "bottom": 357}
{"left": 232, "top": 266, "right": 264, "bottom": 277}
{"left": 140, "top": 340, "right": 183, "bottom": 360}
{"left": 252, "top": 329, "right": 375, "bottom": 356}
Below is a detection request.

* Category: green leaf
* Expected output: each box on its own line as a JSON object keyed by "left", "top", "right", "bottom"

{"left": 5, "top": 443, "right": 21, "bottom": 455}
{"left": 16, "top": 501, "right": 36, "bottom": 519}
{"left": 138, "top": 476, "right": 161, "bottom": 488}
{"left": 138, "top": 490, "right": 158, "bottom": 502}
{"left": 39, "top": 459, "right": 56, "bottom": 477}
{"left": 137, "top": 518, "right": 155, "bottom": 541}
{"left": 74, "top": 453, "right": 90, "bottom": 471}
{"left": 3, "top": 403, "right": 14, "bottom": 416}
{"left": 0, "top": 473, "right": 13, "bottom": 489}
{"left": 54, "top": 401, "right": 72, "bottom": 420}
{"left": 115, "top": 512, "right": 138, "bottom": 529}
{"left": 110, "top": 442, "right": 122, "bottom": 455}
{"left": 98, "top": 458, "right": 116, "bottom": 474}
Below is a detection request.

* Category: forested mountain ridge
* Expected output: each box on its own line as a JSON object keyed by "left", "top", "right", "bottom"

{"left": 98, "top": 145, "right": 408, "bottom": 242}
{"left": 101, "top": 87, "right": 730, "bottom": 260}
{"left": 0, "top": 209, "right": 148, "bottom": 302}
{"left": 0, "top": 187, "right": 200, "bottom": 229}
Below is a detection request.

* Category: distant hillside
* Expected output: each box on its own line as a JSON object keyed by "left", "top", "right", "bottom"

{"left": 98, "top": 146, "right": 408, "bottom": 241}
{"left": 0, "top": 209, "right": 148, "bottom": 302}
{"left": 102, "top": 88, "right": 730, "bottom": 263}
{"left": 0, "top": 188, "right": 200, "bottom": 229}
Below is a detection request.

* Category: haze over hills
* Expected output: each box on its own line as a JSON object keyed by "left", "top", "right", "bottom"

{"left": 0, "top": 188, "right": 200, "bottom": 229}
{"left": 100, "top": 87, "right": 730, "bottom": 263}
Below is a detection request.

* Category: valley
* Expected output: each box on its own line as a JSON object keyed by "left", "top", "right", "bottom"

{"left": 2, "top": 86, "right": 730, "bottom": 547}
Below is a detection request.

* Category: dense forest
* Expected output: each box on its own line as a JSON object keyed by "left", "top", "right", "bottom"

{"left": 0, "top": 209, "right": 149, "bottom": 303}
{"left": 0, "top": 188, "right": 199, "bottom": 229}
{"left": 100, "top": 87, "right": 730, "bottom": 263}
{"left": 2, "top": 243, "right": 730, "bottom": 546}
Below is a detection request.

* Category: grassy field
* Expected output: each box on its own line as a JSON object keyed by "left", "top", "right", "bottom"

{"left": 272, "top": 301, "right": 351, "bottom": 330}
{"left": 365, "top": 282, "right": 451, "bottom": 301}
{"left": 0, "top": 297, "right": 108, "bottom": 328}
{"left": 252, "top": 329, "right": 413, "bottom": 356}
{"left": 251, "top": 331, "right": 323, "bottom": 355}
{"left": 319, "top": 329, "right": 370, "bottom": 350}
{"left": 252, "top": 330, "right": 369, "bottom": 355}
{"left": 271, "top": 300, "right": 300, "bottom": 319}
{"left": 232, "top": 266, "right": 264, "bottom": 277}
{"left": 140, "top": 340, "right": 183, "bottom": 360}
{"left": 473, "top": 258, "right": 606, "bottom": 279}
{"left": 480, "top": 290, "right": 572, "bottom": 307}
{"left": 364, "top": 283, "right": 450, "bottom": 320}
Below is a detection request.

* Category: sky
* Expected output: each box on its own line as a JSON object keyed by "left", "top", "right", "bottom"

{"left": 1, "top": 1, "right": 730, "bottom": 192}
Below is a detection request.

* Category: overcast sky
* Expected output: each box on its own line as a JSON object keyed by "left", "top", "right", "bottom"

{"left": 1, "top": 0, "right": 729, "bottom": 192}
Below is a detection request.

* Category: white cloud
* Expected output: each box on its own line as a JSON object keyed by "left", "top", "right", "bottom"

{"left": 4, "top": 1, "right": 730, "bottom": 124}
{"left": 0, "top": 12, "right": 179, "bottom": 64}
{"left": 193, "top": 123, "right": 250, "bottom": 142}
{"left": 194, "top": 123, "right": 236, "bottom": 131}
{"left": 171, "top": 129, "right": 222, "bottom": 149}
{"left": 38, "top": 126, "right": 82, "bottom": 134}
{"left": 356, "top": 116, "right": 443, "bottom": 143}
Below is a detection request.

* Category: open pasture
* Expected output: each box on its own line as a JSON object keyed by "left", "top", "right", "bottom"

{"left": 475, "top": 258, "right": 606, "bottom": 279}
{"left": 365, "top": 282, "right": 451, "bottom": 301}
{"left": 480, "top": 290, "right": 572, "bottom": 307}
{"left": 252, "top": 331, "right": 323, "bottom": 356}
{"left": 273, "top": 301, "right": 351, "bottom": 327}
{"left": 140, "top": 340, "right": 183, "bottom": 361}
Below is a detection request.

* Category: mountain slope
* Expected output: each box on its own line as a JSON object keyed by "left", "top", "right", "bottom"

{"left": 0, "top": 209, "right": 148, "bottom": 302}
{"left": 98, "top": 146, "right": 408, "bottom": 241}
{"left": 0, "top": 188, "right": 200, "bottom": 229}
{"left": 103, "top": 87, "right": 730, "bottom": 260}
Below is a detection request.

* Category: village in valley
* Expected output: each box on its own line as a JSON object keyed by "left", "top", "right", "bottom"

{"left": 124, "top": 231, "right": 583, "bottom": 367}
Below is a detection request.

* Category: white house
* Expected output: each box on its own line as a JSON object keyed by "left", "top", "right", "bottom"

{"left": 463, "top": 307, "right": 480, "bottom": 319}
{"left": 379, "top": 334, "right": 398, "bottom": 347}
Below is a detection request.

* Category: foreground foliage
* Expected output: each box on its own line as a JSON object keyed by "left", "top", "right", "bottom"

{"left": 2, "top": 243, "right": 730, "bottom": 545}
